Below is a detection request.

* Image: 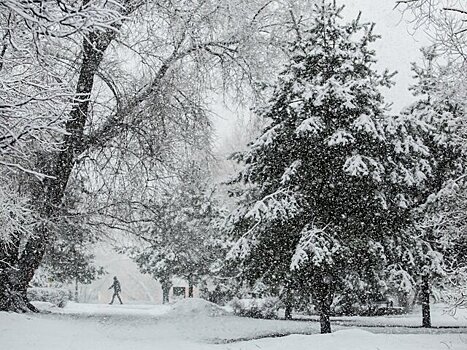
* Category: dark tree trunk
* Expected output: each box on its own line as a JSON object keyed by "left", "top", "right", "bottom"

{"left": 162, "top": 285, "right": 171, "bottom": 304}
{"left": 75, "top": 278, "right": 79, "bottom": 303}
{"left": 285, "top": 303, "right": 293, "bottom": 320}
{"left": 0, "top": 234, "right": 39, "bottom": 312}
{"left": 0, "top": 267, "right": 30, "bottom": 312}
{"left": 0, "top": 28, "right": 116, "bottom": 312}
{"left": 162, "top": 288, "right": 170, "bottom": 304}
{"left": 284, "top": 283, "right": 293, "bottom": 320}
{"left": 421, "top": 274, "right": 431, "bottom": 328}
{"left": 0, "top": 1, "right": 142, "bottom": 312}
{"left": 188, "top": 278, "right": 194, "bottom": 298}
{"left": 319, "top": 300, "right": 332, "bottom": 334}
{"left": 161, "top": 278, "right": 172, "bottom": 304}
{"left": 318, "top": 279, "right": 333, "bottom": 334}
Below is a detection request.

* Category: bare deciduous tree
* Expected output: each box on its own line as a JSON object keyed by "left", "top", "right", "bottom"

{"left": 395, "top": 0, "right": 467, "bottom": 59}
{"left": 0, "top": 0, "right": 318, "bottom": 312}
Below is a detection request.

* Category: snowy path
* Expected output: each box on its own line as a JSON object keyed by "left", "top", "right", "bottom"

{"left": 1, "top": 300, "right": 466, "bottom": 350}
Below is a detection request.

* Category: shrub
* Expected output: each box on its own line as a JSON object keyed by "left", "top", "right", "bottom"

{"left": 230, "top": 297, "right": 280, "bottom": 319}
{"left": 27, "top": 287, "right": 70, "bottom": 308}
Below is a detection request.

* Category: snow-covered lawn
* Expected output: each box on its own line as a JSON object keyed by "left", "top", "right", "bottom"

{"left": 1, "top": 299, "right": 466, "bottom": 350}
{"left": 290, "top": 303, "right": 467, "bottom": 330}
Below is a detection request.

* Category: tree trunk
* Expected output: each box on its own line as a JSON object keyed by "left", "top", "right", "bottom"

{"left": 162, "top": 285, "right": 170, "bottom": 304}
{"left": 421, "top": 274, "right": 431, "bottom": 328}
{"left": 188, "top": 277, "right": 194, "bottom": 298}
{"left": 285, "top": 303, "right": 293, "bottom": 320}
{"left": 284, "top": 283, "right": 293, "bottom": 320}
{"left": 0, "top": 2, "right": 145, "bottom": 312}
{"left": 75, "top": 278, "right": 79, "bottom": 303}
{"left": 319, "top": 300, "right": 332, "bottom": 334}
{"left": 161, "top": 278, "right": 172, "bottom": 304}
{"left": 318, "top": 279, "right": 333, "bottom": 334}
{"left": 0, "top": 26, "right": 117, "bottom": 312}
{"left": 0, "top": 237, "right": 28, "bottom": 312}
{"left": 0, "top": 226, "right": 46, "bottom": 312}
{"left": 0, "top": 267, "right": 32, "bottom": 312}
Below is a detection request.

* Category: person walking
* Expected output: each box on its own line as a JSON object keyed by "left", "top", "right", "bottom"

{"left": 108, "top": 276, "right": 123, "bottom": 305}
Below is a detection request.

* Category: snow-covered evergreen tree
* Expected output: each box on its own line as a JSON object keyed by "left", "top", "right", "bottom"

{"left": 131, "top": 166, "right": 226, "bottom": 303}
{"left": 31, "top": 185, "right": 106, "bottom": 302}
{"left": 226, "top": 2, "right": 434, "bottom": 333}
{"left": 393, "top": 49, "right": 466, "bottom": 327}
{"left": 40, "top": 218, "right": 105, "bottom": 302}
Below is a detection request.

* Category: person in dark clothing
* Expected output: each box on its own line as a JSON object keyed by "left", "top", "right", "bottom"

{"left": 108, "top": 276, "right": 123, "bottom": 305}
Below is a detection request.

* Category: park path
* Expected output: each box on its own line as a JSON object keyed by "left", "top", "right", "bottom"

{"left": 1, "top": 300, "right": 466, "bottom": 350}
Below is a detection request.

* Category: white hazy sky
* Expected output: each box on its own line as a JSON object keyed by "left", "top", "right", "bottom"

{"left": 212, "top": 0, "right": 430, "bottom": 150}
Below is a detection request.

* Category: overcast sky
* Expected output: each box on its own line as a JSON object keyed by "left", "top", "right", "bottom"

{"left": 343, "top": 0, "right": 429, "bottom": 111}
{"left": 212, "top": 0, "right": 430, "bottom": 151}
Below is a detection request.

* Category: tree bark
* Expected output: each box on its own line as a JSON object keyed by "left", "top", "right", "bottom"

{"left": 421, "top": 274, "right": 431, "bottom": 328}
{"left": 161, "top": 277, "right": 172, "bottom": 304}
{"left": 162, "top": 284, "right": 171, "bottom": 304}
{"left": 318, "top": 280, "right": 333, "bottom": 334}
{"left": 75, "top": 278, "right": 79, "bottom": 303}
{"left": 0, "top": 267, "right": 30, "bottom": 312}
{"left": 188, "top": 277, "right": 194, "bottom": 298}
{"left": 319, "top": 300, "right": 332, "bottom": 334}
{"left": 0, "top": 28, "right": 116, "bottom": 312}
{"left": 284, "top": 283, "right": 293, "bottom": 320}
{"left": 285, "top": 303, "right": 293, "bottom": 320}
{"left": 0, "top": 225, "right": 47, "bottom": 312}
{"left": 162, "top": 288, "right": 170, "bottom": 304}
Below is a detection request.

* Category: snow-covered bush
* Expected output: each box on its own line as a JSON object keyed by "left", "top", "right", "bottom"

{"left": 27, "top": 287, "right": 70, "bottom": 308}
{"left": 230, "top": 297, "right": 280, "bottom": 319}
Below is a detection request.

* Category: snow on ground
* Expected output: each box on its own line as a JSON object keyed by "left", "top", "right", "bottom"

{"left": 166, "top": 298, "right": 228, "bottom": 317}
{"left": 1, "top": 300, "right": 466, "bottom": 350}
{"left": 228, "top": 330, "right": 467, "bottom": 350}
{"left": 58, "top": 301, "right": 172, "bottom": 317}
{"left": 291, "top": 304, "right": 467, "bottom": 330}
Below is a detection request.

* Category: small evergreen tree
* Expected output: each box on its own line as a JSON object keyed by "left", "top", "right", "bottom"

{"left": 131, "top": 167, "right": 226, "bottom": 303}
{"left": 40, "top": 220, "right": 105, "bottom": 302}
{"left": 396, "top": 49, "right": 465, "bottom": 327}
{"left": 29, "top": 183, "right": 105, "bottom": 302}
{"left": 226, "top": 2, "right": 433, "bottom": 333}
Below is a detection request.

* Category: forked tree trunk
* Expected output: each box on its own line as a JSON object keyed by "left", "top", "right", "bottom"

{"left": 421, "top": 274, "right": 431, "bottom": 328}
{"left": 0, "top": 26, "right": 116, "bottom": 312}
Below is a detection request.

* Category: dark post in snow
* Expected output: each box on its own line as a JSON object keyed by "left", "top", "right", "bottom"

{"left": 421, "top": 274, "right": 431, "bottom": 328}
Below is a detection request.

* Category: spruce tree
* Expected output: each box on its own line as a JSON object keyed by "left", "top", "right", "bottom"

{"left": 395, "top": 49, "right": 465, "bottom": 327}
{"left": 131, "top": 167, "right": 225, "bottom": 303}
{"left": 226, "top": 2, "right": 431, "bottom": 333}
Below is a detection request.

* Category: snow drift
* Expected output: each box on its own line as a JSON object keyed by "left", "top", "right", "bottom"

{"left": 167, "top": 298, "right": 229, "bottom": 317}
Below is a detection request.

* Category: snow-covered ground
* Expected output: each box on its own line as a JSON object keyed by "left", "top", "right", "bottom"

{"left": 1, "top": 299, "right": 466, "bottom": 350}
{"left": 289, "top": 303, "right": 467, "bottom": 330}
